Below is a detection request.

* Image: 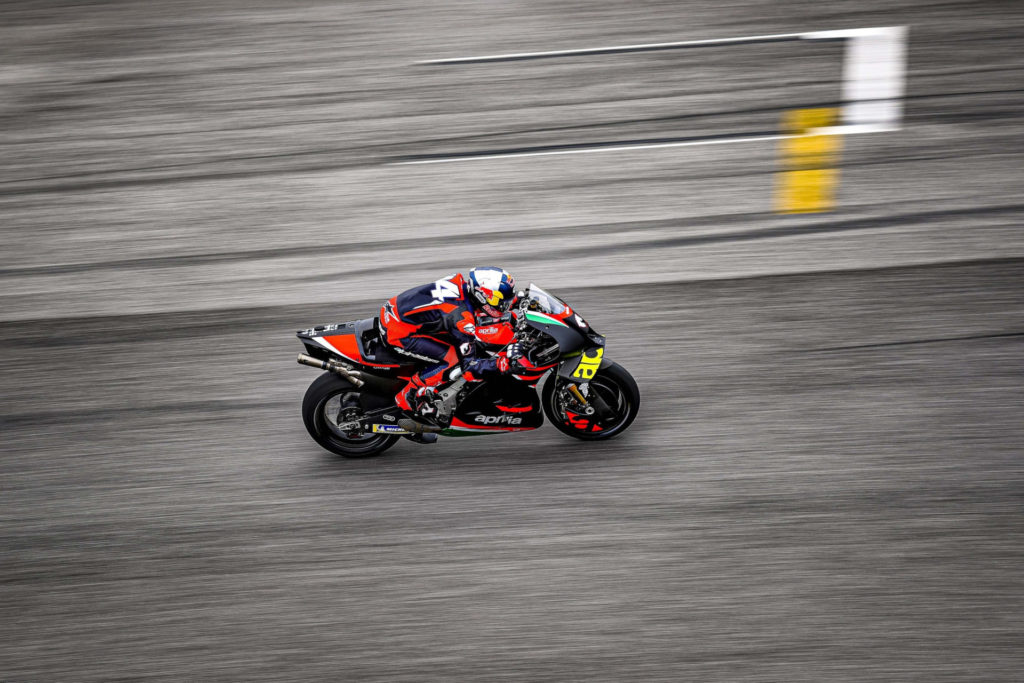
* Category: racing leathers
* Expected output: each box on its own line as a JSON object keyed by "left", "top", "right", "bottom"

{"left": 379, "top": 273, "right": 516, "bottom": 415}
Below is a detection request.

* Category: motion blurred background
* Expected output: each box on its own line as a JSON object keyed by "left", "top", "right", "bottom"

{"left": 2, "top": 0, "right": 1023, "bottom": 680}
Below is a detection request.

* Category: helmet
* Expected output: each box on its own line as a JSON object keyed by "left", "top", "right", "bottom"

{"left": 467, "top": 266, "right": 516, "bottom": 318}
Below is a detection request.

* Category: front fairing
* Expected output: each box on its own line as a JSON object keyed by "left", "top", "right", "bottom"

{"left": 521, "top": 309, "right": 587, "bottom": 353}
{"left": 510, "top": 284, "right": 607, "bottom": 387}
{"left": 518, "top": 284, "right": 605, "bottom": 355}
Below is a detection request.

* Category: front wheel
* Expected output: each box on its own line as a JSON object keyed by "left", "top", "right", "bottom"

{"left": 542, "top": 361, "right": 640, "bottom": 441}
{"left": 301, "top": 372, "right": 399, "bottom": 458}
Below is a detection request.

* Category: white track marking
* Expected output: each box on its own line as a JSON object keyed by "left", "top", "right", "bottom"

{"left": 838, "top": 27, "right": 907, "bottom": 129}
{"left": 417, "top": 32, "right": 811, "bottom": 65}
{"left": 801, "top": 27, "right": 900, "bottom": 40}
{"left": 394, "top": 134, "right": 789, "bottom": 165}
{"left": 813, "top": 123, "right": 895, "bottom": 135}
{"left": 419, "top": 27, "right": 904, "bottom": 66}
{"left": 393, "top": 126, "right": 889, "bottom": 165}
{"left": 407, "top": 27, "right": 906, "bottom": 163}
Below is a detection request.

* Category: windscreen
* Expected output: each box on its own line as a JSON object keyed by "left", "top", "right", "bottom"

{"left": 523, "top": 284, "right": 568, "bottom": 315}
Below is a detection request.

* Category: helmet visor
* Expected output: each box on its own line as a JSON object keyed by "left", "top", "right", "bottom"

{"left": 477, "top": 287, "right": 511, "bottom": 311}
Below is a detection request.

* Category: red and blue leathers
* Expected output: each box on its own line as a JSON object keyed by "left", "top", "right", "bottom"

{"left": 380, "top": 273, "right": 511, "bottom": 412}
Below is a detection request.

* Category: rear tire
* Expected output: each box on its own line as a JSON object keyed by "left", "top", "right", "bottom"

{"left": 301, "top": 372, "right": 399, "bottom": 458}
{"left": 542, "top": 361, "right": 640, "bottom": 441}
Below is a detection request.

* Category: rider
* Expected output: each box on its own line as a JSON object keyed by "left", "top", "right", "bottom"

{"left": 380, "top": 266, "right": 520, "bottom": 421}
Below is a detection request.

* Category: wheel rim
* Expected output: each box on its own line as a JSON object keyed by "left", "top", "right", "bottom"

{"left": 316, "top": 392, "right": 391, "bottom": 453}
{"left": 555, "top": 375, "right": 632, "bottom": 436}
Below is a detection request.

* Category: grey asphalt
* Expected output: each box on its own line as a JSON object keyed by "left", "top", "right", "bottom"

{"left": 2, "top": 0, "right": 1024, "bottom": 680}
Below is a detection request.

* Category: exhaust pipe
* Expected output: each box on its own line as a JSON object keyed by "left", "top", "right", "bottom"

{"left": 297, "top": 353, "right": 365, "bottom": 387}
{"left": 397, "top": 418, "right": 443, "bottom": 434}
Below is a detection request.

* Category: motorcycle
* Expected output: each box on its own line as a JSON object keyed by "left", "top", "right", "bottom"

{"left": 295, "top": 284, "right": 640, "bottom": 457}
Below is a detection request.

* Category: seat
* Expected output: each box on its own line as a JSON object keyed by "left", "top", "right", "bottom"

{"left": 355, "top": 317, "right": 408, "bottom": 366}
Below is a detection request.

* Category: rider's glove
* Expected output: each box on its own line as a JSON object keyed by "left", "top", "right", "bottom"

{"left": 496, "top": 353, "right": 511, "bottom": 374}
{"left": 496, "top": 343, "right": 523, "bottom": 374}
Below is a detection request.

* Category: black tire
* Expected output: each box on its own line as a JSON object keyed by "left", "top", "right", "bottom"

{"left": 301, "top": 372, "right": 399, "bottom": 458}
{"left": 542, "top": 361, "right": 640, "bottom": 441}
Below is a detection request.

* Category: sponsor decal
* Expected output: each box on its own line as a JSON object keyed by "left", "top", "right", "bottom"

{"left": 571, "top": 347, "right": 604, "bottom": 380}
{"left": 474, "top": 414, "right": 523, "bottom": 425}
{"left": 476, "top": 326, "right": 498, "bottom": 335}
{"left": 382, "top": 414, "right": 396, "bottom": 422}
{"left": 574, "top": 315, "right": 588, "bottom": 328}
{"left": 372, "top": 424, "right": 410, "bottom": 433}
{"left": 303, "top": 323, "right": 342, "bottom": 336}
{"left": 394, "top": 347, "right": 442, "bottom": 363}
{"left": 382, "top": 301, "right": 398, "bottom": 324}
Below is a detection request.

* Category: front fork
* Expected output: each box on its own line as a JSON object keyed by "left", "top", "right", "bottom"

{"left": 565, "top": 384, "right": 595, "bottom": 415}
{"left": 561, "top": 379, "right": 615, "bottom": 423}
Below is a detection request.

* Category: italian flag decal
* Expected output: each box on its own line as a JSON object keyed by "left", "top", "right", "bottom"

{"left": 525, "top": 311, "right": 570, "bottom": 328}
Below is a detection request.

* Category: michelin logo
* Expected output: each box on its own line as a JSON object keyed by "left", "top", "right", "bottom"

{"left": 372, "top": 424, "right": 410, "bottom": 433}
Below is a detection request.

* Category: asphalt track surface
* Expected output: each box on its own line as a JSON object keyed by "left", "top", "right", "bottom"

{"left": 3, "top": 1, "right": 1024, "bottom": 681}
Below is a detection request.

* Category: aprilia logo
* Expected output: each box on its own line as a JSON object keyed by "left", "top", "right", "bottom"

{"left": 474, "top": 415, "right": 523, "bottom": 425}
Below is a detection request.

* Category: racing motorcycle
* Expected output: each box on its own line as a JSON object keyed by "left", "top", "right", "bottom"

{"left": 295, "top": 284, "right": 640, "bottom": 457}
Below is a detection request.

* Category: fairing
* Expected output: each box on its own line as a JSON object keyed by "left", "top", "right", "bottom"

{"left": 443, "top": 379, "right": 543, "bottom": 436}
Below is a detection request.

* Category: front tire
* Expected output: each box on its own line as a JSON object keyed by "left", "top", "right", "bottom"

{"left": 542, "top": 361, "right": 640, "bottom": 441}
{"left": 301, "top": 372, "right": 399, "bottom": 458}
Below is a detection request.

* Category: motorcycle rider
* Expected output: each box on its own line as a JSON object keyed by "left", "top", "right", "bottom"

{"left": 380, "top": 266, "right": 520, "bottom": 422}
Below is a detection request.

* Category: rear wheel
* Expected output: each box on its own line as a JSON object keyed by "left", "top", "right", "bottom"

{"left": 301, "top": 372, "right": 399, "bottom": 458}
{"left": 542, "top": 361, "right": 640, "bottom": 441}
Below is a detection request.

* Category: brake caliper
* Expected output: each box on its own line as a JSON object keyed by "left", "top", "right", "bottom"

{"left": 561, "top": 383, "right": 597, "bottom": 429}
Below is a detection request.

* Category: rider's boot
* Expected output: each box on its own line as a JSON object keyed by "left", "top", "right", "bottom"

{"left": 411, "top": 386, "right": 440, "bottom": 420}
{"left": 396, "top": 379, "right": 442, "bottom": 426}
